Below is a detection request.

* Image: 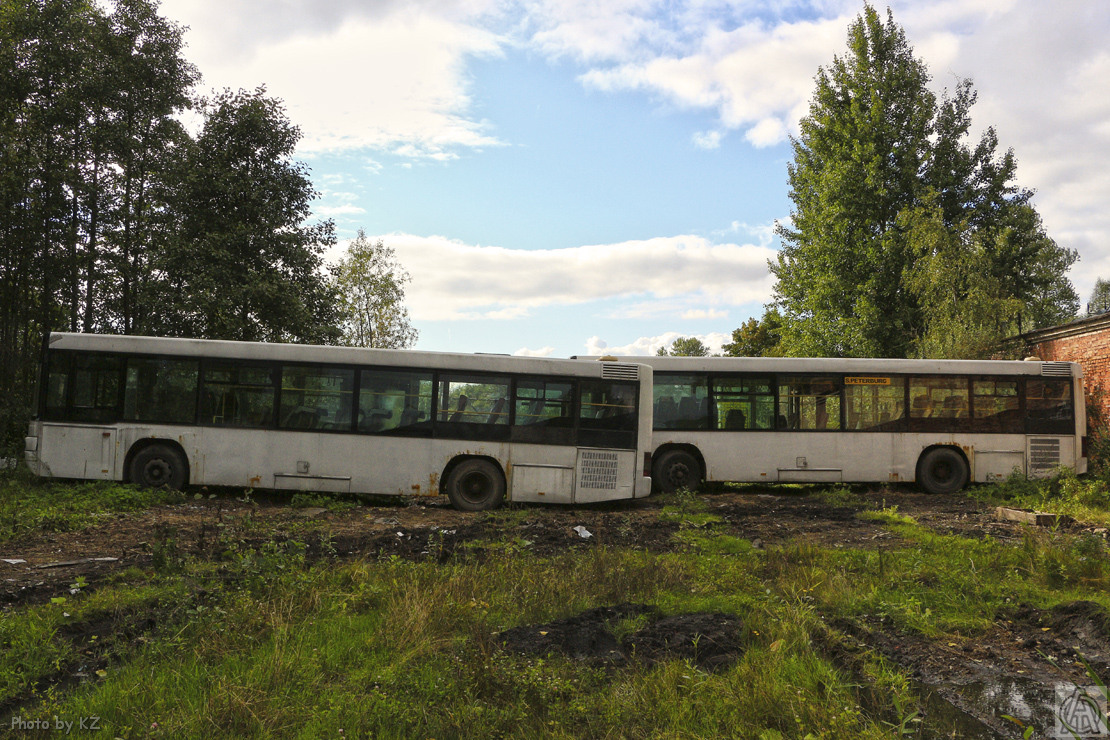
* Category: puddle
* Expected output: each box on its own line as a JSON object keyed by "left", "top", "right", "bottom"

{"left": 916, "top": 674, "right": 1089, "bottom": 739}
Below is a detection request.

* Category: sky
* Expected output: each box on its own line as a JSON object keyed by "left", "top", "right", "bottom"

{"left": 157, "top": 0, "right": 1110, "bottom": 358}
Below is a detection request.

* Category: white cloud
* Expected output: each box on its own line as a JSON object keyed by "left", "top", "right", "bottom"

{"left": 583, "top": 331, "right": 732, "bottom": 356}
{"left": 352, "top": 233, "right": 776, "bottom": 321}
{"left": 513, "top": 346, "right": 556, "bottom": 357}
{"left": 314, "top": 204, "right": 366, "bottom": 217}
{"left": 692, "top": 129, "right": 722, "bottom": 149}
{"left": 162, "top": 1, "right": 506, "bottom": 157}
{"left": 681, "top": 308, "right": 728, "bottom": 320}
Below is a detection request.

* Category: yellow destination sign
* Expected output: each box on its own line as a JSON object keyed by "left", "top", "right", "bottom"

{"left": 845, "top": 376, "right": 891, "bottom": 385}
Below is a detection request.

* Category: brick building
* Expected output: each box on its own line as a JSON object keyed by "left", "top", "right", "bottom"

{"left": 1017, "top": 312, "right": 1110, "bottom": 426}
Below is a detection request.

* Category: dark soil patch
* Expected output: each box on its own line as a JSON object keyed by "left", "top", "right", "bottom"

{"left": 0, "top": 603, "right": 173, "bottom": 717}
{"left": 497, "top": 603, "right": 746, "bottom": 671}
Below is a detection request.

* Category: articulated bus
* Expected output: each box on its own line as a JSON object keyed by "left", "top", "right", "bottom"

{"left": 612, "top": 355, "right": 1085, "bottom": 495}
{"left": 26, "top": 333, "right": 653, "bottom": 510}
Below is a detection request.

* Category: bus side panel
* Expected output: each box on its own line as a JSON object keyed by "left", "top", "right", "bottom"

{"left": 37, "top": 423, "right": 117, "bottom": 480}
{"left": 574, "top": 448, "right": 637, "bottom": 503}
{"left": 659, "top": 431, "right": 1065, "bottom": 485}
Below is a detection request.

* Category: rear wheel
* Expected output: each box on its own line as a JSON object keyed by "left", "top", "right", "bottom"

{"left": 446, "top": 458, "right": 505, "bottom": 511}
{"left": 129, "top": 444, "right": 188, "bottom": 490}
{"left": 917, "top": 447, "right": 968, "bottom": 495}
{"left": 653, "top": 449, "right": 703, "bottom": 494}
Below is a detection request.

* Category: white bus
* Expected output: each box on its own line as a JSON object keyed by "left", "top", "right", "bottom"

{"left": 26, "top": 333, "right": 653, "bottom": 510}
{"left": 616, "top": 356, "right": 1085, "bottom": 495}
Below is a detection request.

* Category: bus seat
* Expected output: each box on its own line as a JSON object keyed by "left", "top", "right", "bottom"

{"left": 725, "top": 409, "right": 746, "bottom": 430}
{"left": 449, "top": 394, "right": 468, "bottom": 422}
{"left": 677, "top": 396, "right": 699, "bottom": 426}
{"left": 655, "top": 397, "right": 676, "bottom": 427}
{"left": 486, "top": 397, "right": 506, "bottom": 424}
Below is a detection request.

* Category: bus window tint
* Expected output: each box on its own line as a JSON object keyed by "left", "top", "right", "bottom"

{"left": 201, "top": 362, "right": 276, "bottom": 427}
{"left": 909, "top": 377, "right": 970, "bottom": 432}
{"left": 580, "top": 380, "right": 637, "bottom": 448}
{"left": 43, "top": 352, "right": 71, "bottom": 420}
{"left": 512, "top": 379, "right": 574, "bottom": 445}
{"left": 712, "top": 376, "right": 773, "bottom": 430}
{"left": 70, "top": 354, "right": 124, "bottom": 423}
{"left": 777, "top": 376, "right": 841, "bottom": 430}
{"left": 280, "top": 366, "right": 354, "bottom": 431}
{"left": 972, "top": 379, "right": 1021, "bottom": 433}
{"left": 514, "top": 380, "right": 572, "bottom": 426}
{"left": 843, "top": 377, "right": 904, "bottom": 431}
{"left": 1026, "top": 379, "right": 1074, "bottom": 434}
{"left": 653, "top": 374, "right": 708, "bottom": 430}
{"left": 124, "top": 358, "right": 199, "bottom": 423}
{"left": 437, "top": 375, "right": 510, "bottom": 429}
{"left": 358, "top": 370, "right": 432, "bottom": 434}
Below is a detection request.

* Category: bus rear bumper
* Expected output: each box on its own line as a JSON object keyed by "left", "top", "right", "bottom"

{"left": 24, "top": 434, "right": 45, "bottom": 476}
{"left": 635, "top": 474, "right": 652, "bottom": 498}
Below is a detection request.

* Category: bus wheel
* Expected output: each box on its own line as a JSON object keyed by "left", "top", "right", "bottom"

{"left": 917, "top": 448, "right": 968, "bottom": 495}
{"left": 130, "top": 444, "right": 187, "bottom": 490}
{"left": 446, "top": 458, "right": 505, "bottom": 511}
{"left": 654, "top": 449, "right": 702, "bottom": 494}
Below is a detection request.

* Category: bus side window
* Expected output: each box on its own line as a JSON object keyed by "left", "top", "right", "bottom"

{"left": 359, "top": 369, "right": 433, "bottom": 434}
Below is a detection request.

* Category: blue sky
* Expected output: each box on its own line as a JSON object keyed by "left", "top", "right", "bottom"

{"left": 160, "top": 0, "right": 1110, "bottom": 357}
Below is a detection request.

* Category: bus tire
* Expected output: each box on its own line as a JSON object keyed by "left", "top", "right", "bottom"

{"left": 917, "top": 448, "right": 968, "bottom": 495}
{"left": 446, "top": 458, "right": 505, "bottom": 511}
{"left": 129, "top": 443, "right": 188, "bottom": 490}
{"left": 654, "top": 449, "right": 702, "bottom": 494}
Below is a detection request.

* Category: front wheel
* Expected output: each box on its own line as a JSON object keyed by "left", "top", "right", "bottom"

{"left": 445, "top": 458, "right": 505, "bottom": 511}
{"left": 129, "top": 443, "right": 188, "bottom": 490}
{"left": 917, "top": 447, "right": 968, "bottom": 495}
{"left": 653, "top": 449, "right": 703, "bottom": 494}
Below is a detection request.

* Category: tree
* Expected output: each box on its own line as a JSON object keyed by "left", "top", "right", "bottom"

{"left": 723, "top": 309, "right": 783, "bottom": 357}
{"left": 901, "top": 198, "right": 1022, "bottom": 358}
{"left": 148, "top": 87, "right": 340, "bottom": 343}
{"left": 332, "top": 230, "right": 418, "bottom": 349}
{"left": 1089, "top": 279, "right": 1110, "bottom": 316}
{"left": 657, "top": 336, "right": 710, "bottom": 357}
{"left": 771, "top": 5, "right": 1077, "bottom": 358}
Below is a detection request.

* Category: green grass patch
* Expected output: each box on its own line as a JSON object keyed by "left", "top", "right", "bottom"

{"left": 856, "top": 505, "right": 916, "bottom": 526}
{"left": 972, "top": 467, "right": 1110, "bottom": 527}
{"left": 8, "top": 538, "right": 904, "bottom": 738}
{"left": 9, "top": 486, "right": 1110, "bottom": 738}
{"left": 0, "top": 469, "right": 183, "bottom": 541}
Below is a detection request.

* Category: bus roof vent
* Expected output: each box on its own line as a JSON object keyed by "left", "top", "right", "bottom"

{"left": 601, "top": 363, "right": 639, "bottom": 381}
{"left": 1041, "top": 362, "right": 1073, "bottom": 377}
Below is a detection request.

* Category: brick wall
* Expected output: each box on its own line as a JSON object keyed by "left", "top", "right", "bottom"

{"left": 1019, "top": 313, "right": 1110, "bottom": 428}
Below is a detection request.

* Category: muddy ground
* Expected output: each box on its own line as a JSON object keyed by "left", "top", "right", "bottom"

{"left": 2, "top": 486, "right": 1108, "bottom": 738}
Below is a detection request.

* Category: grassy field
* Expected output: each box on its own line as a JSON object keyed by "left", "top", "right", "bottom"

{"left": 2, "top": 468, "right": 1109, "bottom": 738}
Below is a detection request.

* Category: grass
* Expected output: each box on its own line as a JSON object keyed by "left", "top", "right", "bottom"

{"left": 5, "top": 468, "right": 1110, "bottom": 737}
{"left": 0, "top": 468, "right": 184, "bottom": 542}
{"left": 970, "top": 466, "right": 1110, "bottom": 527}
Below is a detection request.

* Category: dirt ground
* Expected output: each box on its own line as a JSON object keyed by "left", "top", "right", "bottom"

{"left": 2, "top": 486, "right": 1108, "bottom": 738}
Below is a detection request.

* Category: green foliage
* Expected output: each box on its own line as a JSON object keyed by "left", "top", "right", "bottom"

{"left": 0, "top": 0, "right": 198, "bottom": 451}
{"left": 724, "top": 309, "right": 784, "bottom": 357}
{"left": 771, "top": 6, "right": 1077, "bottom": 358}
{"left": 901, "top": 197, "right": 1024, "bottom": 358}
{"left": 1088, "top": 278, "right": 1110, "bottom": 316}
{"left": 331, "top": 229, "right": 418, "bottom": 349}
{"left": 657, "top": 336, "right": 710, "bottom": 356}
{"left": 0, "top": 470, "right": 181, "bottom": 541}
{"left": 148, "top": 87, "right": 341, "bottom": 343}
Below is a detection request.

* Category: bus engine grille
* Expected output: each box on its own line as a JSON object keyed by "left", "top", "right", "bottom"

{"left": 1029, "top": 438, "right": 1061, "bottom": 472}
{"left": 1041, "top": 362, "right": 1073, "bottom": 377}
{"left": 601, "top": 363, "right": 639, "bottom": 380}
{"left": 578, "top": 450, "right": 619, "bottom": 490}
